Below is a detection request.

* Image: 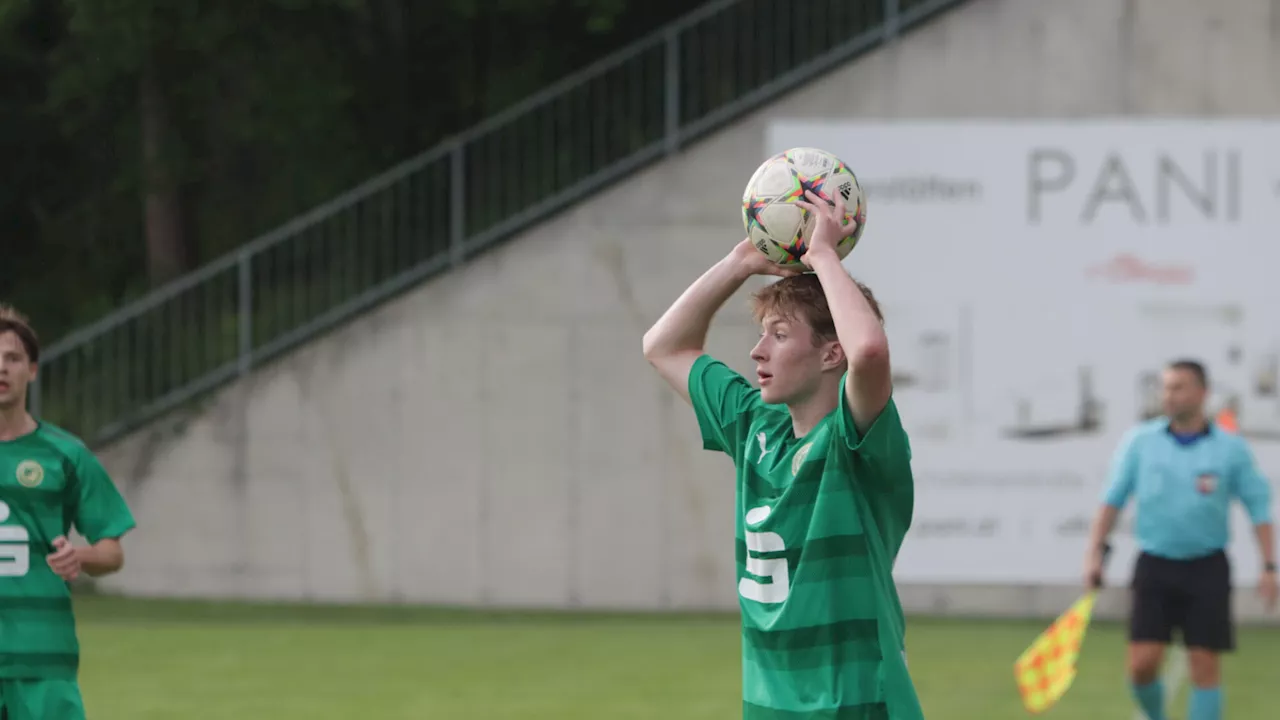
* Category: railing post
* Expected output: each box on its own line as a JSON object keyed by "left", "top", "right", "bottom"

{"left": 664, "top": 27, "right": 681, "bottom": 155}
{"left": 883, "top": 0, "right": 900, "bottom": 40}
{"left": 450, "top": 141, "right": 466, "bottom": 266}
{"left": 237, "top": 249, "right": 253, "bottom": 376}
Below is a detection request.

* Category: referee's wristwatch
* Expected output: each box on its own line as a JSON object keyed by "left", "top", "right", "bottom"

{"left": 1265, "top": 561, "right": 1278, "bottom": 574}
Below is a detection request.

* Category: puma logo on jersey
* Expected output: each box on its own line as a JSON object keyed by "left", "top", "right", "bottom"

{"left": 756, "top": 432, "right": 773, "bottom": 464}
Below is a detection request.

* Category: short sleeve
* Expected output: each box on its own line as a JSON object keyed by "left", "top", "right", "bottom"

{"left": 835, "top": 373, "right": 912, "bottom": 489}
{"left": 69, "top": 446, "right": 137, "bottom": 544}
{"left": 687, "top": 354, "right": 764, "bottom": 457}
{"left": 1231, "top": 440, "right": 1273, "bottom": 525}
{"left": 1102, "top": 428, "right": 1140, "bottom": 509}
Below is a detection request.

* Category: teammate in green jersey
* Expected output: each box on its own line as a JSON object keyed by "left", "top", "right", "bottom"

{"left": 0, "top": 306, "right": 136, "bottom": 720}
{"left": 643, "top": 191, "right": 922, "bottom": 719}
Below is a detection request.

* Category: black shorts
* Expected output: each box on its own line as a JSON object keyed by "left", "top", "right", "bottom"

{"left": 1130, "top": 549, "right": 1234, "bottom": 652}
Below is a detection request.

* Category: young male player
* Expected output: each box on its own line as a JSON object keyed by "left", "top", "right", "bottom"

{"left": 1085, "top": 359, "right": 1277, "bottom": 720}
{"left": 643, "top": 190, "right": 922, "bottom": 719}
{"left": 0, "top": 306, "right": 136, "bottom": 720}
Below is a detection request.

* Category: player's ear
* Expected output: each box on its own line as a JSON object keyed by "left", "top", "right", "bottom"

{"left": 822, "top": 341, "right": 845, "bottom": 371}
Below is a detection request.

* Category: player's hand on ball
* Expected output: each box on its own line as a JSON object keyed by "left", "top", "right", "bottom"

{"left": 732, "top": 238, "right": 802, "bottom": 278}
{"left": 795, "top": 189, "right": 858, "bottom": 268}
{"left": 47, "top": 536, "right": 81, "bottom": 582}
{"left": 1260, "top": 568, "right": 1278, "bottom": 612}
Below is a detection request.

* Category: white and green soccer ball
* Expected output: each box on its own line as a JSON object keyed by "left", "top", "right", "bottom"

{"left": 741, "top": 147, "right": 867, "bottom": 268}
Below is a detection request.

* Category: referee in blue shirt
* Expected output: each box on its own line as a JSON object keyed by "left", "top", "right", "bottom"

{"left": 1085, "top": 359, "right": 1277, "bottom": 720}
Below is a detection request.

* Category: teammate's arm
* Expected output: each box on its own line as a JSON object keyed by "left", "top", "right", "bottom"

{"left": 67, "top": 445, "right": 136, "bottom": 578}
{"left": 79, "top": 538, "right": 124, "bottom": 575}
{"left": 797, "top": 191, "right": 890, "bottom": 435}
{"left": 642, "top": 239, "right": 796, "bottom": 404}
{"left": 47, "top": 536, "right": 123, "bottom": 579}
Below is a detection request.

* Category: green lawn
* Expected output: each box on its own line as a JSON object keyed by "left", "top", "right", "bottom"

{"left": 67, "top": 596, "right": 1280, "bottom": 719}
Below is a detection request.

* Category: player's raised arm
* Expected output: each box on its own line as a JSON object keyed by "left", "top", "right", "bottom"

{"left": 642, "top": 239, "right": 797, "bottom": 404}
{"left": 796, "top": 191, "right": 891, "bottom": 434}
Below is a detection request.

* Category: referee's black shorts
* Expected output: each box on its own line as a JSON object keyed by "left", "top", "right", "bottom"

{"left": 1129, "top": 549, "right": 1234, "bottom": 652}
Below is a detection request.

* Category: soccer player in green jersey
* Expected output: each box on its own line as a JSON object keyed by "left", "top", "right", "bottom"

{"left": 643, "top": 191, "right": 922, "bottom": 719}
{"left": 0, "top": 306, "right": 136, "bottom": 720}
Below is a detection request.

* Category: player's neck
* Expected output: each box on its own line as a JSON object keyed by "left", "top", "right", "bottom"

{"left": 787, "top": 392, "right": 839, "bottom": 439}
{"left": 0, "top": 404, "right": 36, "bottom": 442}
{"left": 1168, "top": 414, "right": 1208, "bottom": 435}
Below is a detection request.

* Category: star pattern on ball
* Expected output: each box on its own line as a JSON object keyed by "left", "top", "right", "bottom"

{"left": 798, "top": 171, "right": 830, "bottom": 202}
{"left": 744, "top": 196, "right": 771, "bottom": 235}
{"left": 780, "top": 224, "right": 807, "bottom": 263}
{"left": 786, "top": 166, "right": 831, "bottom": 203}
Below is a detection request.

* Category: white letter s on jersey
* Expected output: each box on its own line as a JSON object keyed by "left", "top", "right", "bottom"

{"left": 0, "top": 501, "right": 30, "bottom": 577}
{"left": 738, "top": 506, "right": 789, "bottom": 603}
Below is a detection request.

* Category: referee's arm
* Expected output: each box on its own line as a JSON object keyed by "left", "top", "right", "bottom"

{"left": 1084, "top": 430, "right": 1139, "bottom": 585}
{"left": 1233, "top": 444, "right": 1277, "bottom": 583}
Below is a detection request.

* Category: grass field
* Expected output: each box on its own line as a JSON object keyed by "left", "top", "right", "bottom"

{"left": 70, "top": 595, "right": 1280, "bottom": 719}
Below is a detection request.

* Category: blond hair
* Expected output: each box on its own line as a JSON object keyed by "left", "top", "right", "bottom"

{"left": 750, "top": 274, "right": 883, "bottom": 344}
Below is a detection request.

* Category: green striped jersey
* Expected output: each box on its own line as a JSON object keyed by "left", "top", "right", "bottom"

{"left": 689, "top": 355, "right": 923, "bottom": 719}
{"left": 0, "top": 422, "right": 136, "bottom": 679}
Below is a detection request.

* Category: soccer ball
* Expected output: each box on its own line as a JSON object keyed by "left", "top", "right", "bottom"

{"left": 741, "top": 147, "right": 867, "bottom": 268}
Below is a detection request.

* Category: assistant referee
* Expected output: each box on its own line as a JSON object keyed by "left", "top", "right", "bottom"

{"left": 1084, "top": 359, "right": 1277, "bottom": 720}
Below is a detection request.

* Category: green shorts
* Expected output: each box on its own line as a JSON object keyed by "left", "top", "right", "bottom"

{"left": 0, "top": 679, "right": 84, "bottom": 720}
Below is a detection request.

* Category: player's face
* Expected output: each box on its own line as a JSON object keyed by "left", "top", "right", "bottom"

{"left": 0, "top": 331, "right": 34, "bottom": 410}
{"left": 750, "top": 315, "right": 828, "bottom": 405}
{"left": 1160, "top": 367, "right": 1205, "bottom": 421}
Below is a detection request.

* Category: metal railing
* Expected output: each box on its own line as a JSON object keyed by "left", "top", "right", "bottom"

{"left": 33, "top": 0, "right": 968, "bottom": 446}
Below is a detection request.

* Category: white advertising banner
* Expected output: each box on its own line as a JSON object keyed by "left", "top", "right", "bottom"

{"left": 766, "top": 120, "right": 1280, "bottom": 587}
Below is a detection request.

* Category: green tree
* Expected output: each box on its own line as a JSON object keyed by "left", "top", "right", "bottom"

{"left": 49, "top": 0, "right": 363, "bottom": 284}
{"left": 2, "top": 0, "right": 690, "bottom": 341}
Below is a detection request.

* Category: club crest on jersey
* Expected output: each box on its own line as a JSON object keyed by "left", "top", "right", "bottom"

{"left": 1196, "top": 473, "right": 1218, "bottom": 494}
{"left": 792, "top": 443, "right": 813, "bottom": 476}
{"left": 16, "top": 460, "right": 43, "bottom": 488}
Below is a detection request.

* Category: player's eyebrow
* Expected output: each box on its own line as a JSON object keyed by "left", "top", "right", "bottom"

{"left": 763, "top": 317, "right": 792, "bottom": 331}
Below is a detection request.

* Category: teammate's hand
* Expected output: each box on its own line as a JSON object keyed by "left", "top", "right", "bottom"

{"left": 1083, "top": 549, "right": 1105, "bottom": 590}
{"left": 730, "top": 238, "right": 802, "bottom": 279}
{"left": 47, "top": 536, "right": 81, "bottom": 582}
{"left": 1260, "top": 569, "right": 1278, "bottom": 612}
{"left": 795, "top": 189, "right": 859, "bottom": 268}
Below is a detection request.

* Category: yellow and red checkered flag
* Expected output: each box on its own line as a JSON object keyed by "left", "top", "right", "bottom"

{"left": 1013, "top": 590, "right": 1099, "bottom": 714}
